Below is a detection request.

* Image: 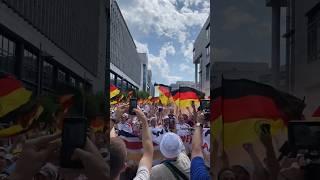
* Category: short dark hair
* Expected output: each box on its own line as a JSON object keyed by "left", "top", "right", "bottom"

{"left": 110, "top": 137, "right": 127, "bottom": 179}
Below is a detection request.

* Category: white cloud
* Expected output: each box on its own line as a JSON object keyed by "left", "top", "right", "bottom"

{"left": 138, "top": 41, "right": 182, "bottom": 84}
{"left": 135, "top": 40, "right": 149, "bottom": 53}
{"left": 179, "top": 64, "right": 194, "bottom": 73}
{"left": 181, "top": 40, "right": 194, "bottom": 62}
{"left": 160, "top": 42, "right": 176, "bottom": 58}
{"left": 119, "top": 0, "right": 209, "bottom": 44}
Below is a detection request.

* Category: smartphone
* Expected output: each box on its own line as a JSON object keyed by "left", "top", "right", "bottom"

{"left": 200, "top": 100, "right": 210, "bottom": 111}
{"left": 260, "top": 123, "right": 271, "bottom": 135}
{"left": 129, "top": 98, "right": 137, "bottom": 115}
{"left": 60, "top": 117, "right": 87, "bottom": 169}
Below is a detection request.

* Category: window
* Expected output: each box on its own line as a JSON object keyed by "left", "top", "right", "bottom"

{"left": 42, "top": 61, "right": 53, "bottom": 88}
{"left": 22, "top": 49, "right": 38, "bottom": 83}
{"left": 193, "top": 48, "right": 195, "bottom": 58}
{"left": 206, "top": 44, "right": 210, "bottom": 57}
{"left": 206, "top": 63, "right": 210, "bottom": 81}
{"left": 70, "top": 76, "right": 76, "bottom": 87}
{"left": 206, "top": 25, "right": 210, "bottom": 40}
{"left": 307, "top": 5, "right": 320, "bottom": 62}
{"left": 0, "top": 34, "right": 16, "bottom": 74}
{"left": 58, "top": 69, "right": 66, "bottom": 82}
{"left": 110, "top": 72, "right": 115, "bottom": 85}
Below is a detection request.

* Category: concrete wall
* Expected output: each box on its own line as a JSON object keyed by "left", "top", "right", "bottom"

{"left": 0, "top": 2, "right": 106, "bottom": 92}
{"left": 193, "top": 17, "right": 210, "bottom": 96}
{"left": 292, "top": 0, "right": 320, "bottom": 116}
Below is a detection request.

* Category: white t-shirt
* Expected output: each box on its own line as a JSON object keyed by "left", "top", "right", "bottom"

{"left": 133, "top": 166, "right": 150, "bottom": 180}
{"left": 117, "top": 122, "right": 133, "bottom": 133}
{"left": 150, "top": 152, "right": 190, "bottom": 180}
{"left": 176, "top": 123, "right": 191, "bottom": 136}
{"left": 150, "top": 127, "right": 165, "bottom": 144}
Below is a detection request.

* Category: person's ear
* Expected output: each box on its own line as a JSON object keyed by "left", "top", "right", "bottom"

{"left": 120, "top": 162, "right": 128, "bottom": 173}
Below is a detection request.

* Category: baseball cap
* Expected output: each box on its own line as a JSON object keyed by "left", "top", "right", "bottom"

{"left": 160, "top": 132, "right": 184, "bottom": 158}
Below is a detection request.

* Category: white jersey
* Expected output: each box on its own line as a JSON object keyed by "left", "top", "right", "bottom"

{"left": 149, "top": 127, "right": 165, "bottom": 144}
{"left": 176, "top": 123, "right": 191, "bottom": 136}
{"left": 117, "top": 122, "right": 133, "bottom": 134}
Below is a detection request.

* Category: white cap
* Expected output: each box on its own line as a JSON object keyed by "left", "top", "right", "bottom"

{"left": 160, "top": 132, "right": 184, "bottom": 158}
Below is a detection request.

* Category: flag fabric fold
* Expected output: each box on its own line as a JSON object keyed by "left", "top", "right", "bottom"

{"left": 211, "top": 79, "right": 305, "bottom": 149}
{"left": 110, "top": 84, "right": 120, "bottom": 99}
{"left": 0, "top": 74, "right": 32, "bottom": 118}
{"left": 171, "top": 87, "right": 204, "bottom": 108}
{"left": 155, "top": 84, "right": 171, "bottom": 105}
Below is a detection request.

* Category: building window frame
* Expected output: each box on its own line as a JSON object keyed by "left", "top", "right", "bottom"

{"left": 307, "top": 4, "right": 320, "bottom": 63}
{"left": 206, "top": 44, "right": 210, "bottom": 57}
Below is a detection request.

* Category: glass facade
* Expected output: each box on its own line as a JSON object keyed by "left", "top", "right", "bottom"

{"left": 58, "top": 69, "right": 66, "bottom": 83}
{"left": 70, "top": 76, "right": 76, "bottom": 87}
{"left": 22, "top": 49, "right": 38, "bottom": 83}
{"left": 0, "top": 34, "right": 16, "bottom": 74}
{"left": 42, "top": 61, "right": 53, "bottom": 88}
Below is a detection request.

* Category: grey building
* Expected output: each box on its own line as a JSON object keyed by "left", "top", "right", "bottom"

{"left": 147, "top": 69, "right": 153, "bottom": 95}
{"left": 138, "top": 53, "right": 148, "bottom": 92}
{"left": 193, "top": 17, "right": 210, "bottom": 96}
{"left": 0, "top": 0, "right": 107, "bottom": 94}
{"left": 170, "top": 81, "right": 197, "bottom": 91}
{"left": 284, "top": 0, "right": 320, "bottom": 116}
{"left": 110, "top": 0, "right": 141, "bottom": 91}
{"left": 211, "top": 62, "right": 270, "bottom": 85}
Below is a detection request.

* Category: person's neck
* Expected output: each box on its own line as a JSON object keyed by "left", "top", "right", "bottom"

{"left": 113, "top": 175, "right": 120, "bottom": 180}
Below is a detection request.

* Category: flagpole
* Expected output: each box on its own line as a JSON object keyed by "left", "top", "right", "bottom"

{"left": 221, "top": 74, "right": 225, "bottom": 153}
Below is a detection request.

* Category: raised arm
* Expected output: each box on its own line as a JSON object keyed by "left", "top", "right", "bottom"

{"left": 191, "top": 112, "right": 205, "bottom": 159}
{"left": 243, "top": 143, "right": 268, "bottom": 180}
{"left": 134, "top": 109, "right": 154, "bottom": 173}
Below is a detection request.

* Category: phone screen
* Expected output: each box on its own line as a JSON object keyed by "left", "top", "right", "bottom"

{"left": 129, "top": 99, "right": 137, "bottom": 115}
{"left": 200, "top": 100, "right": 210, "bottom": 110}
{"left": 60, "top": 117, "right": 87, "bottom": 169}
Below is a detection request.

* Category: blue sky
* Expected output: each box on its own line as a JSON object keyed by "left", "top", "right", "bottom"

{"left": 117, "top": 0, "right": 210, "bottom": 85}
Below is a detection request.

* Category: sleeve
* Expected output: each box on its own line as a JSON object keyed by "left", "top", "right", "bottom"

{"left": 191, "top": 156, "right": 210, "bottom": 180}
{"left": 133, "top": 166, "right": 150, "bottom": 180}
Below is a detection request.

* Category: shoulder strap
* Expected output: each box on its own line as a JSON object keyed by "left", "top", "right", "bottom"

{"left": 163, "top": 161, "right": 189, "bottom": 180}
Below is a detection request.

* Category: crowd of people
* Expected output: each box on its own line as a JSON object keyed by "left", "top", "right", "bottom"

{"left": 110, "top": 101, "right": 211, "bottom": 180}
{"left": 0, "top": 111, "right": 110, "bottom": 180}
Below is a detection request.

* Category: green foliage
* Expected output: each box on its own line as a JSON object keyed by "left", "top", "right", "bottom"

{"left": 136, "top": 91, "right": 150, "bottom": 99}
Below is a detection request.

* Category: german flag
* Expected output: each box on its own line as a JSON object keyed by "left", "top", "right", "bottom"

{"left": 211, "top": 79, "right": 305, "bottom": 149}
{"left": 0, "top": 104, "right": 43, "bottom": 137}
{"left": 0, "top": 74, "right": 32, "bottom": 118}
{"left": 151, "top": 97, "right": 159, "bottom": 104}
{"left": 90, "top": 117, "right": 105, "bottom": 133}
{"left": 155, "top": 84, "right": 171, "bottom": 105}
{"left": 110, "top": 84, "right": 120, "bottom": 99}
{"left": 171, "top": 87, "right": 204, "bottom": 108}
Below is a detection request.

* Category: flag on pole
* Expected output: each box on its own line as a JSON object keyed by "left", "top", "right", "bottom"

{"left": 0, "top": 74, "right": 32, "bottom": 117}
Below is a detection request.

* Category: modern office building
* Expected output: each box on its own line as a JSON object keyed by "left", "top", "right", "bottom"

{"left": 170, "top": 81, "right": 197, "bottom": 91}
{"left": 147, "top": 69, "right": 153, "bottom": 95}
{"left": 138, "top": 53, "right": 148, "bottom": 92}
{"left": 110, "top": 0, "right": 141, "bottom": 91}
{"left": 0, "top": 0, "right": 107, "bottom": 95}
{"left": 193, "top": 17, "right": 210, "bottom": 96}
{"left": 284, "top": 0, "right": 320, "bottom": 116}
